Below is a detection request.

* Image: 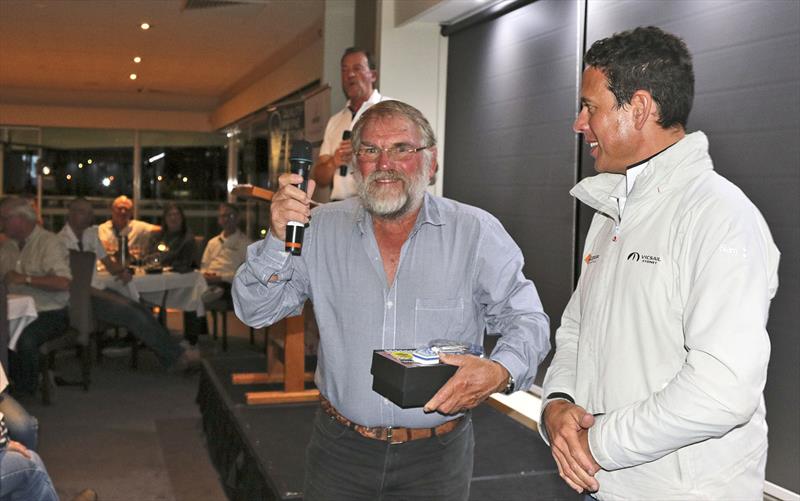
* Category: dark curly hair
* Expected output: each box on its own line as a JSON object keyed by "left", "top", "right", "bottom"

{"left": 585, "top": 26, "right": 694, "bottom": 129}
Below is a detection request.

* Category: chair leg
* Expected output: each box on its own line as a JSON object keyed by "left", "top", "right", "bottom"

{"left": 81, "top": 345, "right": 91, "bottom": 391}
{"left": 221, "top": 311, "right": 228, "bottom": 352}
{"left": 40, "top": 356, "right": 52, "bottom": 405}
{"left": 130, "top": 339, "right": 139, "bottom": 370}
{"left": 211, "top": 311, "right": 218, "bottom": 340}
{"left": 249, "top": 326, "right": 255, "bottom": 345}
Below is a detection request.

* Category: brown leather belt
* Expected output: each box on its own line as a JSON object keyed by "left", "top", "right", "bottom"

{"left": 320, "top": 396, "right": 464, "bottom": 444}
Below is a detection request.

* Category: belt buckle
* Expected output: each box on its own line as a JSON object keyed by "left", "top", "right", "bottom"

{"left": 387, "top": 426, "right": 402, "bottom": 444}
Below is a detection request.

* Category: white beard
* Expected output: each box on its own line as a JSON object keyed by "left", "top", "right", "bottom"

{"left": 355, "top": 163, "right": 430, "bottom": 219}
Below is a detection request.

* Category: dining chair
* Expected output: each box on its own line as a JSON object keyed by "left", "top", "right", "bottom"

{"left": 39, "top": 250, "right": 95, "bottom": 404}
{"left": 0, "top": 281, "right": 9, "bottom": 374}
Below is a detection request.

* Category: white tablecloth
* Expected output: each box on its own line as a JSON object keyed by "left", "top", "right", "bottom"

{"left": 96, "top": 270, "right": 208, "bottom": 316}
{"left": 8, "top": 294, "right": 38, "bottom": 351}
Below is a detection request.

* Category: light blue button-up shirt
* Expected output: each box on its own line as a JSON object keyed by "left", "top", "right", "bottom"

{"left": 233, "top": 193, "right": 550, "bottom": 428}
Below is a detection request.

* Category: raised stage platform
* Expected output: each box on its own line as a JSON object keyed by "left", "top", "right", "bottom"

{"left": 197, "top": 354, "right": 580, "bottom": 500}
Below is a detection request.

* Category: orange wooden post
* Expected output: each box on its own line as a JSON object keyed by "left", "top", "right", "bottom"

{"left": 232, "top": 313, "right": 318, "bottom": 405}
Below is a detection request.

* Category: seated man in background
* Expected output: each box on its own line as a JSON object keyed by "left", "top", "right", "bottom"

{"left": 233, "top": 101, "right": 551, "bottom": 500}
{"left": 60, "top": 198, "right": 199, "bottom": 370}
{"left": 98, "top": 195, "right": 159, "bottom": 264}
{"left": 200, "top": 203, "right": 251, "bottom": 305}
{"left": 0, "top": 197, "right": 71, "bottom": 396}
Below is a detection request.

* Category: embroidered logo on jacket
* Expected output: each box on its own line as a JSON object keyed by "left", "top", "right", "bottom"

{"left": 626, "top": 251, "right": 661, "bottom": 264}
{"left": 584, "top": 253, "right": 600, "bottom": 264}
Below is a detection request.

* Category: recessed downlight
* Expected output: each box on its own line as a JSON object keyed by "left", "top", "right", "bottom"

{"left": 133, "top": 56, "right": 142, "bottom": 63}
{"left": 129, "top": 73, "right": 138, "bottom": 80}
{"left": 140, "top": 22, "right": 150, "bottom": 30}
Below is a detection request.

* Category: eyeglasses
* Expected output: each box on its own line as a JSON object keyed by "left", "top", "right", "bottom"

{"left": 355, "top": 144, "right": 431, "bottom": 162}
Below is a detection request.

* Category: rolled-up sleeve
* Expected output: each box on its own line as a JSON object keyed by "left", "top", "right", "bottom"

{"left": 232, "top": 232, "right": 310, "bottom": 329}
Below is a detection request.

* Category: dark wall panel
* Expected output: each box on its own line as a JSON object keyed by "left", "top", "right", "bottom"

{"left": 583, "top": 0, "right": 799, "bottom": 491}
{"left": 444, "top": 0, "right": 581, "bottom": 384}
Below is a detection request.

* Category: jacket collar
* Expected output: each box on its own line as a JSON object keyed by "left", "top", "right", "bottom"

{"left": 570, "top": 131, "right": 712, "bottom": 216}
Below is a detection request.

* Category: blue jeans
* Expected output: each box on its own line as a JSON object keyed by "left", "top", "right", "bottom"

{"left": 0, "top": 447, "right": 58, "bottom": 501}
{"left": 9, "top": 308, "right": 69, "bottom": 394}
{"left": 303, "top": 409, "right": 474, "bottom": 501}
{"left": 0, "top": 394, "right": 38, "bottom": 451}
{"left": 91, "top": 288, "right": 183, "bottom": 367}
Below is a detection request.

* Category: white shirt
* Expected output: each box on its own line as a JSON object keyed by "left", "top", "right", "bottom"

{"left": 201, "top": 230, "right": 251, "bottom": 283}
{"left": 97, "top": 219, "right": 158, "bottom": 257}
{"left": 320, "top": 89, "right": 391, "bottom": 201}
{"left": 58, "top": 223, "right": 107, "bottom": 289}
{"left": 617, "top": 162, "right": 646, "bottom": 217}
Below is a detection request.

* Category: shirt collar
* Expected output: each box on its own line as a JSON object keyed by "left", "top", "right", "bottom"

{"left": 355, "top": 192, "right": 443, "bottom": 235}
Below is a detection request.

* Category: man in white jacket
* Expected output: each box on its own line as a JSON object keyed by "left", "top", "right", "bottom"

{"left": 541, "top": 26, "right": 780, "bottom": 499}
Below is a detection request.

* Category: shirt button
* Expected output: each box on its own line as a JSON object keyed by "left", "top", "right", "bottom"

{"left": 386, "top": 301, "right": 393, "bottom": 308}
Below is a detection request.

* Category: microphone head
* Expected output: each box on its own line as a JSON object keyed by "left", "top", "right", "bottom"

{"left": 341, "top": 130, "right": 352, "bottom": 140}
{"left": 290, "top": 140, "right": 313, "bottom": 163}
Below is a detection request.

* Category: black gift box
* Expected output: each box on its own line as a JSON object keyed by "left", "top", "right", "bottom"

{"left": 370, "top": 350, "right": 457, "bottom": 408}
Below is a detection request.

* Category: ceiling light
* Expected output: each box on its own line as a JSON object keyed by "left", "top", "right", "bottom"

{"left": 148, "top": 152, "right": 165, "bottom": 163}
{"left": 66, "top": 174, "right": 72, "bottom": 181}
{"left": 42, "top": 166, "right": 51, "bottom": 175}
{"left": 87, "top": 159, "right": 93, "bottom": 164}
{"left": 130, "top": 73, "right": 137, "bottom": 80}
{"left": 133, "top": 56, "right": 142, "bottom": 64}
{"left": 78, "top": 163, "right": 84, "bottom": 169}
{"left": 140, "top": 22, "right": 150, "bottom": 30}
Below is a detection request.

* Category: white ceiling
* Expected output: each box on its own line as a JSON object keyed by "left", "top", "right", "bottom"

{"left": 0, "top": 0, "right": 494, "bottom": 118}
{"left": 0, "top": 0, "right": 326, "bottom": 112}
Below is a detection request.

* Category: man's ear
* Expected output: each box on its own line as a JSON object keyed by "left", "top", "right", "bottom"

{"left": 428, "top": 147, "right": 439, "bottom": 185}
{"left": 630, "top": 90, "right": 654, "bottom": 130}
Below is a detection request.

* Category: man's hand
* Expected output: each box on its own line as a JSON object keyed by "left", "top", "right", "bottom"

{"left": 543, "top": 400, "right": 601, "bottom": 493}
{"left": 269, "top": 173, "right": 316, "bottom": 241}
{"left": 115, "top": 268, "right": 132, "bottom": 284}
{"left": 203, "top": 272, "right": 222, "bottom": 284}
{"left": 8, "top": 440, "right": 32, "bottom": 459}
{"left": 332, "top": 139, "right": 354, "bottom": 168}
{"left": 4, "top": 270, "right": 26, "bottom": 286}
{"left": 423, "top": 354, "right": 508, "bottom": 415}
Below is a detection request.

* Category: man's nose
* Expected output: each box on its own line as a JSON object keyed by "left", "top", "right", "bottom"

{"left": 573, "top": 109, "right": 588, "bottom": 133}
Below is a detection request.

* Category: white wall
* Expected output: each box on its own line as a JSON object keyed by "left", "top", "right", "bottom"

{"left": 376, "top": 0, "right": 448, "bottom": 196}
{"left": 322, "top": 0, "right": 357, "bottom": 115}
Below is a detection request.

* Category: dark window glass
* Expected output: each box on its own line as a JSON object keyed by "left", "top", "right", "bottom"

{"left": 141, "top": 146, "right": 227, "bottom": 200}
{"left": 43, "top": 147, "right": 132, "bottom": 197}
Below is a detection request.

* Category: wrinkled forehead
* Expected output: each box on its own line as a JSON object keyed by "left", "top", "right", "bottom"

{"left": 362, "top": 115, "right": 419, "bottom": 142}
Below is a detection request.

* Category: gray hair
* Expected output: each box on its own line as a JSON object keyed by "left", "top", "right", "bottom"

{"left": 351, "top": 100, "right": 436, "bottom": 156}
{"left": 0, "top": 196, "right": 38, "bottom": 222}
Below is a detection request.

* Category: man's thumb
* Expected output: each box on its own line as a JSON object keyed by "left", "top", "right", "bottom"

{"left": 580, "top": 412, "right": 595, "bottom": 429}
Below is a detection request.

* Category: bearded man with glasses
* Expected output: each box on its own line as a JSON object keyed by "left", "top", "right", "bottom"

{"left": 233, "top": 100, "right": 550, "bottom": 500}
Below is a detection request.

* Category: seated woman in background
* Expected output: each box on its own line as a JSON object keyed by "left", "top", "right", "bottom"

{"left": 148, "top": 203, "right": 196, "bottom": 273}
{"left": 148, "top": 202, "right": 205, "bottom": 345}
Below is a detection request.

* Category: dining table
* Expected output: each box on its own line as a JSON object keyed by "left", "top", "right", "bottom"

{"left": 95, "top": 268, "right": 208, "bottom": 316}
{"left": 7, "top": 294, "right": 38, "bottom": 352}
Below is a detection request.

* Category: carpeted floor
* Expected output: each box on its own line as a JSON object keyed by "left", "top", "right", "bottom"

{"left": 14, "top": 311, "right": 260, "bottom": 501}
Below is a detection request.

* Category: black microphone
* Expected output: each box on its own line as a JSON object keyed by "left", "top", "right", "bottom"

{"left": 285, "top": 139, "right": 313, "bottom": 256}
{"left": 339, "top": 130, "right": 351, "bottom": 176}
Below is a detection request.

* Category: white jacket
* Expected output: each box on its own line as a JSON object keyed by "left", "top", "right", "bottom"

{"left": 541, "top": 132, "right": 779, "bottom": 499}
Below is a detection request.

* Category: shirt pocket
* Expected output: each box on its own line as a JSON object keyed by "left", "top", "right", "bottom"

{"left": 414, "top": 298, "right": 465, "bottom": 345}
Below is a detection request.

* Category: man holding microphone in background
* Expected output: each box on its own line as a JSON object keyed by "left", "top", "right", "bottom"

{"left": 311, "top": 47, "right": 391, "bottom": 202}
